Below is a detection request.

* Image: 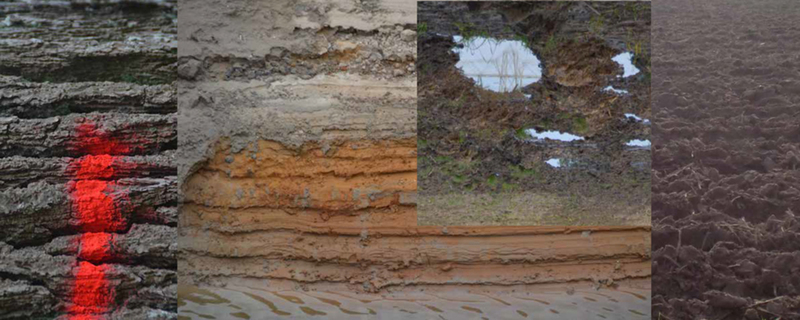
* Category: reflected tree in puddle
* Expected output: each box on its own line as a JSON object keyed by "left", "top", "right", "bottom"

{"left": 452, "top": 35, "right": 542, "bottom": 92}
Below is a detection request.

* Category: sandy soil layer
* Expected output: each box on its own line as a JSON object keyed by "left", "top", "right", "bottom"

{"left": 179, "top": 281, "right": 651, "bottom": 320}
{"left": 417, "top": 1, "right": 651, "bottom": 226}
{"left": 0, "top": 0, "right": 177, "bottom": 318}
{"left": 651, "top": 0, "right": 800, "bottom": 318}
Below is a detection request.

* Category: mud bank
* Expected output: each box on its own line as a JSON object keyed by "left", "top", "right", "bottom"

{"left": 0, "top": 0, "right": 177, "bottom": 318}
{"left": 417, "top": 1, "right": 651, "bottom": 225}
{"left": 651, "top": 0, "right": 800, "bottom": 319}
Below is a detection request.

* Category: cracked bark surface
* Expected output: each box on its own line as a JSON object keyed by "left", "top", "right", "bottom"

{"left": 0, "top": 76, "right": 176, "bottom": 117}
{"left": 0, "top": 0, "right": 177, "bottom": 318}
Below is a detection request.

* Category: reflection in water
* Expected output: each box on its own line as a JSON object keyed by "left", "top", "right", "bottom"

{"left": 604, "top": 86, "right": 629, "bottom": 94}
{"left": 525, "top": 129, "right": 585, "bottom": 142}
{"left": 612, "top": 52, "right": 640, "bottom": 77}
{"left": 624, "top": 113, "right": 650, "bottom": 124}
{"left": 625, "top": 139, "right": 651, "bottom": 148}
{"left": 452, "top": 35, "right": 542, "bottom": 92}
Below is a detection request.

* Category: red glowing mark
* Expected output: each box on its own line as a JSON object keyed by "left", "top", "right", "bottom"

{"left": 73, "top": 122, "right": 131, "bottom": 155}
{"left": 71, "top": 180, "right": 125, "bottom": 232}
{"left": 72, "top": 155, "right": 116, "bottom": 180}
{"left": 67, "top": 118, "right": 139, "bottom": 317}
{"left": 77, "top": 233, "right": 115, "bottom": 263}
{"left": 68, "top": 262, "right": 115, "bottom": 316}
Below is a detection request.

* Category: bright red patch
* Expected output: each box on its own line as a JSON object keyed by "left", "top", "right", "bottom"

{"left": 68, "top": 262, "right": 115, "bottom": 315}
{"left": 67, "top": 118, "right": 140, "bottom": 318}
{"left": 73, "top": 155, "right": 115, "bottom": 180}
{"left": 71, "top": 180, "right": 125, "bottom": 232}
{"left": 77, "top": 233, "right": 115, "bottom": 263}
{"left": 73, "top": 122, "right": 131, "bottom": 155}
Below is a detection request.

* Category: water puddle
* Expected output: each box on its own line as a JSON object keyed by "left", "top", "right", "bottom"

{"left": 624, "top": 113, "right": 650, "bottom": 124}
{"left": 604, "top": 86, "right": 628, "bottom": 94}
{"left": 230, "top": 311, "right": 250, "bottom": 319}
{"left": 525, "top": 129, "right": 585, "bottom": 142}
{"left": 452, "top": 35, "right": 542, "bottom": 92}
{"left": 545, "top": 158, "right": 562, "bottom": 168}
{"left": 625, "top": 139, "right": 651, "bottom": 148}
{"left": 612, "top": 52, "right": 640, "bottom": 77}
{"left": 549, "top": 309, "right": 560, "bottom": 314}
{"left": 517, "top": 310, "right": 528, "bottom": 317}
{"left": 584, "top": 297, "right": 597, "bottom": 302}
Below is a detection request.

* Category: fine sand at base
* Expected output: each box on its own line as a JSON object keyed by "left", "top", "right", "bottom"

{"left": 179, "top": 281, "right": 651, "bottom": 320}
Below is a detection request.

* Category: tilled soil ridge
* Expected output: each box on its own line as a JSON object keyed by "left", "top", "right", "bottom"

{"left": 651, "top": 0, "right": 800, "bottom": 318}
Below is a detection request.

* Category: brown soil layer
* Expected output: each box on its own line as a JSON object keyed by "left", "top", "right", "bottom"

{"left": 651, "top": 0, "right": 800, "bottom": 319}
{"left": 417, "top": 1, "right": 651, "bottom": 225}
{"left": 0, "top": 0, "right": 177, "bottom": 318}
{"left": 179, "top": 138, "right": 651, "bottom": 295}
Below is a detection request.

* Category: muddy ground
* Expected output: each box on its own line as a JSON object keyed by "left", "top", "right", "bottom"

{"left": 651, "top": 0, "right": 800, "bottom": 319}
{"left": 417, "top": 1, "right": 651, "bottom": 226}
{"left": 0, "top": 0, "right": 177, "bottom": 318}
